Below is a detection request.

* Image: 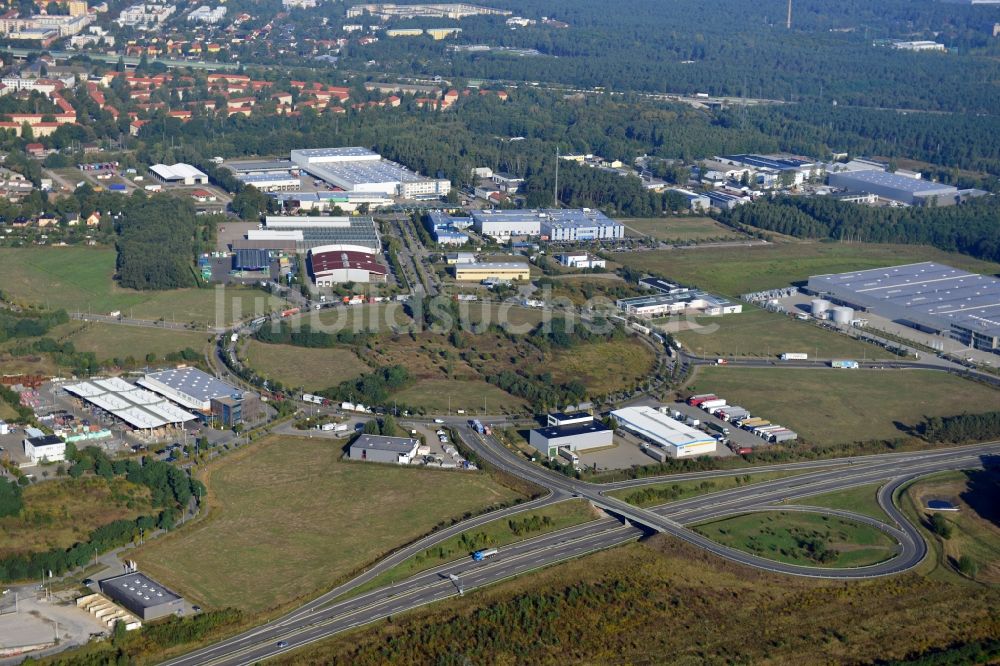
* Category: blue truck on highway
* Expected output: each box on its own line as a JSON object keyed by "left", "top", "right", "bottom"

{"left": 472, "top": 548, "right": 498, "bottom": 561}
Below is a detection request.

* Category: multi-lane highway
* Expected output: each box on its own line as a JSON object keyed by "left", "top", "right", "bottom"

{"left": 159, "top": 432, "right": 1000, "bottom": 666}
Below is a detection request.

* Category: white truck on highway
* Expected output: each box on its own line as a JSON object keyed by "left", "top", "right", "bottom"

{"left": 780, "top": 353, "right": 809, "bottom": 360}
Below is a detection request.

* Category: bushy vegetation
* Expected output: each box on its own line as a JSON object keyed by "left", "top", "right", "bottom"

{"left": 115, "top": 195, "right": 208, "bottom": 290}
{"left": 0, "top": 446, "right": 205, "bottom": 583}
{"left": 321, "top": 365, "right": 412, "bottom": 405}
{"left": 0, "top": 308, "right": 68, "bottom": 342}
{"left": 0, "top": 479, "right": 23, "bottom": 518}
{"left": 919, "top": 411, "right": 1000, "bottom": 444}
{"left": 255, "top": 321, "right": 373, "bottom": 348}
{"left": 722, "top": 196, "right": 1000, "bottom": 264}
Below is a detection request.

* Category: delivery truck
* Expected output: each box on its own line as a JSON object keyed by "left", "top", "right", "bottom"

{"left": 780, "top": 353, "right": 808, "bottom": 360}
{"left": 472, "top": 548, "right": 498, "bottom": 561}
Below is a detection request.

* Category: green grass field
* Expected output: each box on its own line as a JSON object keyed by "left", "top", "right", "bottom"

{"left": 609, "top": 470, "right": 810, "bottom": 508}
{"left": 0, "top": 247, "right": 281, "bottom": 325}
{"left": 242, "top": 340, "right": 371, "bottom": 392}
{"left": 345, "top": 499, "right": 599, "bottom": 598}
{"left": 622, "top": 216, "right": 744, "bottom": 242}
{"left": 0, "top": 477, "right": 152, "bottom": 557}
{"left": 59, "top": 322, "right": 210, "bottom": 361}
{"left": 391, "top": 378, "right": 529, "bottom": 413}
{"left": 616, "top": 242, "right": 1000, "bottom": 297}
{"left": 695, "top": 510, "right": 898, "bottom": 568}
{"left": 793, "top": 483, "right": 891, "bottom": 522}
{"left": 550, "top": 338, "right": 656, "bottom": 396}
{"left": 674, "top": 305, "right": 894, "bottom": 359}
{"left": 133, "top": 436, "right": 524, "bottom": 612}
{"left": 902, "top": 470, "right": 1000, "bottom": 584}
{"left": 690, "top": 367, "right": 1000, "bottom": 445}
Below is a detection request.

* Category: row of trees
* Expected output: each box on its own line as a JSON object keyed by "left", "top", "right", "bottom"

{"left": 0, "top": 308, "right": 68, "bottom": 343}
{"left": 722, "top": 196, "right": 1000, "bottom": 264}
{"left": 320, "top": 365, "right": 412, "bottom": 406}
{"left": 254, "top": 322, "right": 373, "bottom": 348}
{"left": 919, "top": 411, "right": 1000, "bottom": 444}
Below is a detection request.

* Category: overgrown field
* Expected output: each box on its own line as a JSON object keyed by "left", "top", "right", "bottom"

{"left": 616, "top": 242, "right": 1000, "bottom": 296}
{"left": 241, "top": 340, "right": 371, "bottom": 392}
{"left": 622, "top": 216, "right": 745, "bottom": 242}
{"left": 0, "top": 477, "right": 152, "bottom": 557}
{"left": 689, "top": 367, "right": 1000, "bottom": 444}
{"left": 271, "top": 536, "right": 1000, "bottom": 665}
{"left": 132, "top": 436, "right": 525, "bottom": 612}
{"left": 0, "top": 247, "right": 280, "bottom": 325}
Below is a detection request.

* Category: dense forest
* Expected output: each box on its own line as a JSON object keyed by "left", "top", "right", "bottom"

{"left": 114, "top": 195, "right": 207, "bottom": 290}
{"left": 919, "top": 411, "right": 1000, "bottom": 444}
{"left": 721, "top": 196, "right": 1000, "bottom": 264}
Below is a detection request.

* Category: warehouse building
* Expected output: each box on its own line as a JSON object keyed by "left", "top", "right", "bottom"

{"left": 611, "top": 406, "right": 717, "bottom": 458}
{"left": 23, "top": 434, "right": 65, "bottom": 464}
{"left": 454, "top": 261, "right": 530, "bottom": 282}
{"left": 556, "top": 252, "right": 605, "bottom": 269}
{"left": 138, "top": 368, "right": 241, "bottom": 413}
{"left": 245, "top": 215, "right": 381, "bottom": 253}
{"left": 289, "top": 147, "right": 450, "bottom": 199}
{"left": 827, "top": 169, "right": 958, "bottom": 206}
{"left": 667, "top": 188, "right": 710, "bottom": 212}
{"left": 529, "top": 414, "right": 613, "bottom": 458}
{"left": 350, "top": 435, "right": 420, "bottom": 464}
{"left": 64, "top": 378, "right": 197, "bottom": 435}
{"left": 807, "top": 261, "right": 1000, "bottom": 355}
{"left": 269, "top": 191, "right": 393, "bottom": 214}
{"left": 98, "top": 572, "right": 184, "bottom": 621}
{"left": 616, "top": 289, "right": 742, "bottom": 318}
{"left": 470, "top": 208, "right": 623, "bottom": 241}
{"left": 148, "top": 163, "right": 209, "bottom": 185}
{"left": 424, "top": 211, "right": 471, "bottom": 245}
{"left": 237, "top": 172, "right": 301, "bottom": 192}
{"left": 308, "top": 245, "right": 388, "bottom": 284}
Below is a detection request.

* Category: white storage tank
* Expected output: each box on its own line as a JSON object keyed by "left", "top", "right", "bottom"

{"left": 831, "top": 306, "right": 854, "bottom": 325}
{"left": 810, "top": 299, "right": 831, "bottom": 317}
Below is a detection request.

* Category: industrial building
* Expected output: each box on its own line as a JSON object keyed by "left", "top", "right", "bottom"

{"left": 289, "top": 148, "right": 450, "bottom": 199}
{"left": 64, "top": 378, "right": 197, "bottom": 434}
{"left": 611, "top": 406, "right": 717, "bottom": 458}
{"left": 237, "top": 172, "right": 301, "bottom": 192}
{"left": 269, "top": 191, "right": 393, "bottom": 213}
{"left": 705, "top": 190, "right": 749, "bottom": 210}
{"left": 240, "top": 215, "right": 381, "bottom": 254}
{"left": 138, "top": 368, "right": 242, "bottom": 413}
{"left": 23, "top": 434, "right": 65, "bottom": 464}
{"left": 445, "top": 252, "right": 477, "bottom": 265}
{"left": 616, "top": 289, "right": 742, "bottom": 318}
{"left": 807, "top": 262, "right": 1000, "bottom": 354}
{"left": 529, "top": 413, "right": 613, "bottom": 458}
{"left": 98, "top": 572, "right": 185, "bottom": 621}
{"left": 308, "top": 245, "right": 388, "bottom": 284}
{"left": 349, "top": 435, "right": 420, "bottom": 464}
{"left": 469, "top": 208, "right": 623, "bottom": 241}
{"left": 826, "top": 169, "right": 958, "bottom": 206}
{"left": 454, "top": 262, "right": 531, "bottom": 281}
{"left": 556, "top": 252, "right": 605, "bottom": 269}
{"left": 147, "top": 163, "right": 209, "bottom": 185}
{"left": 667, "top": 188, "right": 710, "bottom": 212}
{"left": 424, "top": 211, "right": 471, "bottom": 245}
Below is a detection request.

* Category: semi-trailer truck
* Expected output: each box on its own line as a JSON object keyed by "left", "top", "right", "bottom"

{"left": 830, "top": 360, "right": 859, "bottom": 369}
{"left": 472, "top": 548, "right": 498, "bottom": 561}
{"left": 780, "top": 353, "right": 808, "bottom": 360}
{"left": 706, "top": 421, "right": 730, "bottom": 436}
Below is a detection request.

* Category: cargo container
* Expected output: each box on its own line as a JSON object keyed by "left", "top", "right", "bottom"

{"left": 739, "top": 417, "right": 770, "bottom": 430}
{"left": 770, "top": 430, "right": 798, "bottom": 443}
{"left": 688, "top": 394, "right": 717, "bottom": 406}
{"left": 830, "top": 360, "right": 859, "bottom": 369}
{"left": 700, "top": 399, "right": 727, "bottom": 411}
{"left": 718, "top": 407, "right": 749, "bottom": 421}
{"left": 643, "top": 445, "right": 668, "bottom": 462}
{"left": 780, "top": 353, "right": 808, "bottom": 360}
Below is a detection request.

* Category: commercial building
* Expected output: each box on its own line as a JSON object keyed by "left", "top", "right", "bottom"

{"left": 445, "top": 252, "right": 477, "bottom": 265}
{"left": 116, "top": 3, "right": 175, "bottom": 28}
{"left": 63, "top": 378, "right": 197, "bottom": 434}
{"left": 529, "top": 414, "right": 613, "bottom": 458}
{"left": 347, "top": 3, "right": 512, "bottom": 20}
{"left": 187, "top": 5, "right": 226, "bottom": 22}
{"left": 668, "top": 188, "right": 710, "bottom": 212}
{"left": 349, "top": 435, "right": 420, "bottom": 464}
{"left": 893, "top": 40, "right": 946, "bottom": 51}
{"left": 469, "top": 208, "right": 622, "bottom": 241}
{"left": 269, "top": 191, "right": 393, "bottom": 213}
{"left": 424, "top": 211, "right": 471, "bottom": 245}
{"left": 138, "top": 368, "right": 241, "bottom": 413}
{"left": 244, "top": 215, "right": 381, "bottom": 253}
{"left": 289, "top": 148, "right": 450, "bottom": 199}
{"left": 454, "top": 262, "right": 531, "bottom": 281}
{"left": 98, "top": 572, "right": 184, "bottom": 621}
{"left": 210, "top": 394, "right": 260, "bottom": 427}
{"left": 705, "top": 190, "right": 749, "bottom": 210}
{"left": 611, "top": 406, "right": 717, "bottom": 458}
{"left": 616, "top": 288, "right": 742, "bottom": 318}
{"left": 237, "top": 172, "right": 301, "bottom": 192}
{"left": 148, "top": 163, "right": 209, "bottom": 185}
{"left": 827, "top": 169, "right": 958, "bottom": 206}
{"left": 807, "top": 262, "right": 1000, "bottom": 354}
{"left": 556, "top": 252, "right": 605, "bottom": 269}
{"left": 308, "top": 245, "right": 388, "bottom": 284}
{"left": 23, "top": 434, "right": 65, "bottom": 464}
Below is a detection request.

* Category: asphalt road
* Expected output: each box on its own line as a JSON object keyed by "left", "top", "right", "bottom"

{"left": 157, "top": 436, "right": 1000, "bottom": 666}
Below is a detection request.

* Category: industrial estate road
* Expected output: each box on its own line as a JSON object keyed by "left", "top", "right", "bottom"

{"left": 158, "top": 436, "right": 1000, "bottom": 666}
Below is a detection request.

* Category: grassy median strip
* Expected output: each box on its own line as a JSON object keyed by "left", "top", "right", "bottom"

{"left": 607, "top": 470, "right": 810, "bottom": 508}
{"left": 338, "top": 499, "right": 600, "bottom": 600}
{"left": 789, "top": 482, "right": 891, "bottom": 522}
{"left": 694, "top": 510, "right": 898, "bottom": 568}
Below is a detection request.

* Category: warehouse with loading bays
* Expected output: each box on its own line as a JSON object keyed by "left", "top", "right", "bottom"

{"left": 350, "top": 435, "right": 421, "bottom": 464}
{"left": 289, "top": 147, "right": 450, "bottom": 199}
{"left": 529, "top": 413, "right": 614, "bottom": 459}
{"left": 611, "top": 406, "right": 717, "bottom": 458}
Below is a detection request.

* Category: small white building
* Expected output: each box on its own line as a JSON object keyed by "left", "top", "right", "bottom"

{"left": 556, "top": 252, "right": 605, "bottom": 269}
{"left": 24, "top": 435, "right": 66, "bottom": 464}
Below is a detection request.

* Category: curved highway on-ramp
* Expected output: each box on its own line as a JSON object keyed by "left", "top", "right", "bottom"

{"left": 156, "top": 433, "right": 1000, "bottom": 666}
